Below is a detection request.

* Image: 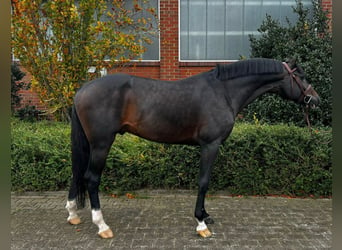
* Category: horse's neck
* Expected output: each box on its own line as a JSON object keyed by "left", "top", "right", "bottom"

{"left": 225, "top": 75, "right": 283, "bottom": 116}
{"left": 239, "top": 83, "right": 276, "bottom": 111}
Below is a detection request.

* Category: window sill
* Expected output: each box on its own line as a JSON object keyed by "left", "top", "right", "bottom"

{"left": 179, "top": 61, "right": 235, "bottom": 67}
{"left": 126, "top": 61, "right": 160, "bottom": 67}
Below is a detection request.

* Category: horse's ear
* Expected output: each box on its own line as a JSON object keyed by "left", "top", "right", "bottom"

{"left": 285, "top": 57, "right": 297, "bottom": 69}
{"left": 286, "top": 57, "right": 305, "bottom": 77}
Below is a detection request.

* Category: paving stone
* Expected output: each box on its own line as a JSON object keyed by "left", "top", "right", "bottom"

{"left": 11, "top": 191, "right": 332, "bottom": 249}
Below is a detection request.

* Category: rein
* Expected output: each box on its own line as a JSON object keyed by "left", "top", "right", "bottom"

{"left": 282, "top": 62, "right": 313, "bottom": 132}
{"left": 304, "top": 106, "right": 312, "bottom": 133}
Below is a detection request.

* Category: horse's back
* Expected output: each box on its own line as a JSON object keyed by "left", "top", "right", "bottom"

{"left": 76, "top": 73, "right": 132, "bottom": 97}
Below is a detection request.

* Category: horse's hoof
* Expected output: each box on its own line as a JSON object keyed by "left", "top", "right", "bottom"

{"left": 68, "top": 217, "right": 81, "bottom": 225}
{"left": 98, "top": 228, "right": 114, "bottom": 239}
{"left": 197, "top": 228, "right": 212, "bottom": 238}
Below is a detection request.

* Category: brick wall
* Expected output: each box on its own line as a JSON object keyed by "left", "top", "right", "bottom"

{"left": 321, "top": 0, "right": 332, "bottom": 19}
{"left": 16, "top": 0, "right": 333, "bottom": 111}
{"left": 321, "top": 0, "right": 332, "bottom": 32}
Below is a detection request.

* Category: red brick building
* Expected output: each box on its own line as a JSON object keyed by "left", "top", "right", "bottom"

{"left": 16, "top": 0, "right": 332, "bottom": 111}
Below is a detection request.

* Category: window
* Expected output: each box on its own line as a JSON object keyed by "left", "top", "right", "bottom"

{"left": 179, "top": 0, "right": 312, "bottom": 61}
{"left": 127, "top": 0, "right": 160, "bottom": 61}
{"left": 107, "top": 0, "right": 160, "bottom": 61}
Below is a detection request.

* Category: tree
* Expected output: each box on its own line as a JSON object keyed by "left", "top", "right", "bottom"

{"left": 11, "top": 0, "right": 158, "bottom": 121}
{"left": 246, "top": 0, "right": 332, "bottom": 127}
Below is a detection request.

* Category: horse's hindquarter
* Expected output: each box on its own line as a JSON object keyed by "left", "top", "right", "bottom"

{"left": 74, "top": 74, "right": 134, "bottom": 143}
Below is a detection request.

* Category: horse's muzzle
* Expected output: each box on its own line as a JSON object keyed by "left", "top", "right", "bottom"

{"left": 305, "top": 95, "right": 320, "bottom": 109}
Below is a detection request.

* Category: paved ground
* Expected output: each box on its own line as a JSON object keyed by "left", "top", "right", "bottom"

{"left": 11, "top": 190, "right": 332, "bottom": 249}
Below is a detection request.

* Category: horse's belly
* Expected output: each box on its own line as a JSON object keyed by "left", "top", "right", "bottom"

{"left": 120, "top": 93, "right": 202, "bottom": 144}
{"left": 122, "top": 120, "right": 199, "bottom": 144}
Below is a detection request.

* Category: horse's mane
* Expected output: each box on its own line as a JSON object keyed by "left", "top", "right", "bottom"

{"left": 214, "top": 58, "right": 284, "bottom": 81}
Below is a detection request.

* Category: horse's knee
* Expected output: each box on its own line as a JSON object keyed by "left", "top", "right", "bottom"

{"left": 198, "top": 179, "right": 209, "bottom": 193}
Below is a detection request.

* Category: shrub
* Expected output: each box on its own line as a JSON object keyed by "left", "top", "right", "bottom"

{"left": 15, "top": 105, "right": 44, "bottom": 122}
{"left": 11, "top": 119, "right": 71, "bottom": 191}
{"left": 103, "top": 123, "right": 331, "bottom": 196}
{"left": 11, "top": 120, "right": 331, "bottom": 196}
{"left": 246, "top": 0, "right": 332, "bottom": 127}
{"left": 11, "top": 62, "right": 26, "bottom": 111}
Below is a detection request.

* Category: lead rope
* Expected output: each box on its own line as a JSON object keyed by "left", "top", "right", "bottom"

{"left": 304, "top": 105, "right": 313, "bottom": 135}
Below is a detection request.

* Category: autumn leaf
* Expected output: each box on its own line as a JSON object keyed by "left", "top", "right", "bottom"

{"left": 126, "top": 193, "right": 135, "bottom": 199}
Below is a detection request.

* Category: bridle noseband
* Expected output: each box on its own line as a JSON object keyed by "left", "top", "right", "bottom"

{"left": 282, "top": 62, "right": 313, "bottom": 105}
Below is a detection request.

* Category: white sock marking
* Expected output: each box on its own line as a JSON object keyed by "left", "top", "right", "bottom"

{"left": 196, "top": 219, "right": 208, "bottom": 231}
{"left": 66, "top": 200, "right": 79, "bottom": 221}
{"left": 92, "top": 209, "right": 110, "bottom": 233}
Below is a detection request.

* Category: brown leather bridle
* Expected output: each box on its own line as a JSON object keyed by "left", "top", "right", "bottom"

{"left": 282, "top": 62, "right": 314, "bottom": 105}
{"left": 282, "top": 62, "right": 314, "bottom": 130}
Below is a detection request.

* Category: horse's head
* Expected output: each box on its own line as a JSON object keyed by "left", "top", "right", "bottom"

{"left": 280, "top": 58, "right": 320, "bottom": 108}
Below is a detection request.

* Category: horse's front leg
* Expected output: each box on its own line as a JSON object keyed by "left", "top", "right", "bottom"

{"left": 194, "top": 141, "right": 220, "bottom": 238}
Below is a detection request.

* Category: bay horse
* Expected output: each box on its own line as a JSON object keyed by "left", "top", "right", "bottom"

{"left": 66, "top": 58, "right": 319, "bottom": 238}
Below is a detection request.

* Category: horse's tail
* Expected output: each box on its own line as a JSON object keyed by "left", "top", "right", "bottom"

{"left": 71, "top": 105, "right": 89, "bottom": 209}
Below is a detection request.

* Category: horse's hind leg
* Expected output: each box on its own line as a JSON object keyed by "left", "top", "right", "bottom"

{"left": 86, "top": 140, "right": 115, "bottom": 238}
{"left": 66, "top": 186, "right": 81, "bottom": 225}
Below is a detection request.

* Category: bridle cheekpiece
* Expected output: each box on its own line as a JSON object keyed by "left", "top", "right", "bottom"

{"left": 282, "top": 62, "right": 313, "bottom": 106}
{"left": 282, "top": 62, "right": 315, "bottom": 131}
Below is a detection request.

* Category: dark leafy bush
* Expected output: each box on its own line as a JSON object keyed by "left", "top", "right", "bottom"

{"left": 11, "top": 63, "right": 44, "bottom": 122}
{"left": 15, "top": 105, "right": 44, "bottom": 122}
{"left": 11, "top": 120, "right": 331, "bottom": 196}
{"left": 245, "top": 0, "right": 332, "bottom": 127}
{"left": 11, "top": 63, "right": 26, "bottom": 111}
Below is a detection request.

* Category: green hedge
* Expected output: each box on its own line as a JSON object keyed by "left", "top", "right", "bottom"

{"left": 11, "top": 119, "right": 332, "bottom": 196}
{"left": 11, "top": 119, "right": 72, "bottom": 191}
